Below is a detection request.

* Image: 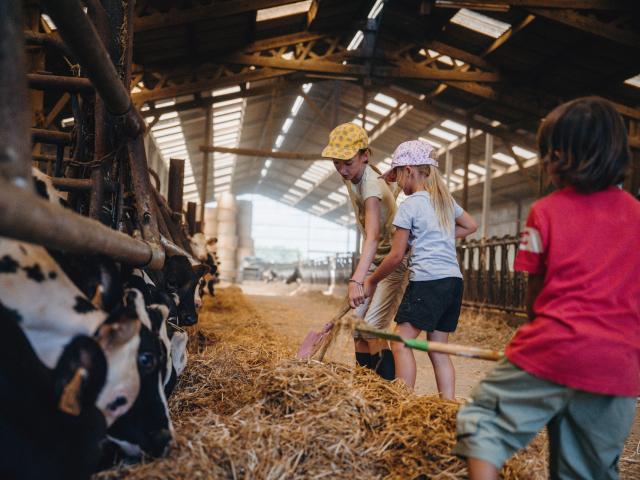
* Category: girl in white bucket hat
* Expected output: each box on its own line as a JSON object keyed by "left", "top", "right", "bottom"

{"left": 364, "top": 140, "right": 478, "bottom": 397}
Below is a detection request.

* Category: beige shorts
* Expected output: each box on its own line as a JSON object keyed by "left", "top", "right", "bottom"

{"left": 353, "top": 256, "right": 409, "bottom": 340}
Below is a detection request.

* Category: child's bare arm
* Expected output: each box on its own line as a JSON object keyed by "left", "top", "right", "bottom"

{"left": 363, "top": 228, "right": 409, "bottom": 297}
{"left": 526, "top": 274, "right": 545, "bottom": 321}
{"left": 455, "top": 211, "right": 478, "bottom": 238}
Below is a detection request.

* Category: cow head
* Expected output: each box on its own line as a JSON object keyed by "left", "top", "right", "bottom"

{"left": 161, "top": 256, "right": 208, "bottom": 326}
{"left": 94, "top": 300, "right": 142, "bottom": 426}
{"left": 106, "top": 289, "right": 173, "bottom": 458}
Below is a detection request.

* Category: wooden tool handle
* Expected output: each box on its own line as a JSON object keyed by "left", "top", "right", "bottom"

{"left": 315, "top": 298, "right": 351, "bottom": 362}
{"left": 404, "top": 338, "right": 503, "bottom": 362}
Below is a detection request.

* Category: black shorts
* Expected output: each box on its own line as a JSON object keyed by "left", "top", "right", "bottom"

{"left": 395, "top": 277, "right": 463, "bottom": 332}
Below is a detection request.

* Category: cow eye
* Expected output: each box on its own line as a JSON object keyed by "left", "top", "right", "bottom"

{"left": 138, "top": 352, "right": 156, "bottom": 371}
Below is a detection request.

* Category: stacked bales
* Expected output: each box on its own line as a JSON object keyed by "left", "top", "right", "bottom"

{"left": 203, "top": 206, "right": 218, "bottom": 239}
{"left": 216, "top": 193, "right": 238, "bottom": 282}
{"left": 236, "top": 200, "right": 254, "bottom": 271}
{"left": 98, "top": 288, "right": 548, "bottom": 480}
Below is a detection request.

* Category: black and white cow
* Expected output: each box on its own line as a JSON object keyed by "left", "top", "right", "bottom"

{"left": 0, "top": 316, "right": 109, "bottom": 480}
{"left": 103, "top": 290, "right": 174, "bottom": 459}
{"left": 0, "top": 239, "right": 142, "bottom": 426}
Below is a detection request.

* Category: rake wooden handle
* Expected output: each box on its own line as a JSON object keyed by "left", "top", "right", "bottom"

{"left": 314, "top": 299, "right": 351, "bottom": 362}
{"left": 355, "top": 325, "right": 503, "bottom": 362}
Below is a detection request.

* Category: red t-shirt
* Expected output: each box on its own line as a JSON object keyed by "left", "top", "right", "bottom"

{"left": 507, "top": 186, "right": 640, "bottom": 397}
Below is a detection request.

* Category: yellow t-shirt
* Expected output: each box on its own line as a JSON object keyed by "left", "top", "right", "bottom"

{"left": 345, "top": 164, "right": 397, "bottom": 265}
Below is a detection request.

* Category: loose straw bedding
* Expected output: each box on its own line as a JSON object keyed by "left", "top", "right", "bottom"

{"left": 96, "top": 287, "right": 547, "bottom": 479}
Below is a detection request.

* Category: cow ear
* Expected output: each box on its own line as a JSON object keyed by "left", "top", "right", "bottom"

{"left": 58, "top": 367, "right": 86, "bottom": 416}
{"left": 96, "top": 317, "right": 140, "bottom": 352}
{"left": 193, "top": 264, "right": 209, "bottom": 278}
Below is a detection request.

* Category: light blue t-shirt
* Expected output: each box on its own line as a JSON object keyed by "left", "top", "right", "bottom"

{"left": 393, "top": 191, "right": 463, "bottom": 281}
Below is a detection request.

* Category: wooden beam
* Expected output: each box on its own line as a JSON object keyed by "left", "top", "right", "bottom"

{"left": 244, "top": 31, "right": 330, "bottom": 53}
{"left": 224, "top": 53, "right": 503, "bottom": 82}
{"left": 481, "top": 14, "right": 536, "bottom": 57}
{"left": 425, "top": 40, "right": 494, "bottom": 70}
{"left": 529, "top": 8, "right": 640, "bottom": 48}
{"left": 199, "top": 145, "right": 322, "bottom": 160}
{"left": 435, "top": 1, "right": 635, "bottom": 10}
{"left": 131, "top": 67, "right": 292, "bottom": 104}
{"left": 299, "top": 90, "right": 332, "bottom": 129}
{"left": 134, "top": 0, "right": 303, "bottom": 32}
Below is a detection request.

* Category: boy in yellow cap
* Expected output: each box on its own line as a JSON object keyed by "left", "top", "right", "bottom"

{"left": 321, "top": 123, "right": 408, "bottom": 379}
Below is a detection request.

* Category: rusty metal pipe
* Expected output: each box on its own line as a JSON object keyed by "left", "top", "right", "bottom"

{"left": 31, "top": 128, "right": 72, "bottom": 146}
{"left": 0, "top": 0, "right": 33, "bottom": 190}
{"left": 24, "top": 30, "right": 72, "bottom": 57}
{"left": 27, "top": 73, "right": 94, "bottom": 93}
{"left": 0, "top": 178, "right": 164, "bottom": 269}
{"left": 49, "top": 177, "right": 117, "bottom": 193}
{"left": 41, "top": 0, "right": 145, "bottom": 136}
{"left": 127, "top": 135, "right": 161, "bottom": 246}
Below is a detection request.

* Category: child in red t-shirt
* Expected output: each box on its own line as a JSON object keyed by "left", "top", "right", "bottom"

{"left": 454, "top": 97, "right": 640, "bottom": 479}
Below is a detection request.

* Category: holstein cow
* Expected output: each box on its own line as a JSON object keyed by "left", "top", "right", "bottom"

{"left": 0, "top": 317, "right": 109, "bottom": 480}
{"left": 190, "top": 233, "right": 219, "bottom": 302}
{"left": 104, "top": 291, "right": 174, "bottom": 459}
{"left": 0, "top": 239, "right": 142, "bottom": 426}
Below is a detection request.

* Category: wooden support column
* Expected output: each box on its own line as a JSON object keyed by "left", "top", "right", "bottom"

{"left": 361, "top": 87, "right": 367, "bottom": 130}
{"left": 445, "top": 147, "right": 452, "bottom": 190}
{"left": 481, "top": 134, "right": 493, "bottom": 239}
{"left": 462, "top": 123, "right": 471, "bottom": 211}
{"left": 186, "top": 201, "right": 197, "bottom": 236}
{"left": 167, "top": 158, "right": 185, "bottom": 214}
{"left": 201, "top": 104, "right": 213, "bottom": 227}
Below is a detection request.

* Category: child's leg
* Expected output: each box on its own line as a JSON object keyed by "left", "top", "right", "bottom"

{"left": 391, "top": 322, "right": 421, "bottom": 388}
{"left": 467, "top": 458, "right": 499, "bottom": 480}
{"left": 354, "top": 338, "right": 372, "bottom": 368}
{"left": 427, "top": 330, "right": 455, "bottom": 400}
{"left": 547, "top": 392, "right": 635, "bottom": 479}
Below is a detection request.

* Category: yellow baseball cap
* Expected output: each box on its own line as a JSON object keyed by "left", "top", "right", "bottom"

{"left": 321, "top": 123, "right": 369, "bottom": 161}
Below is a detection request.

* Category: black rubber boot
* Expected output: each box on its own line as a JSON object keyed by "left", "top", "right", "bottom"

{"left": 374, "top": 349, "right": 395, "bottom": 381}
{"left": 355, "top": 352, "right": 372, "bottom": 369}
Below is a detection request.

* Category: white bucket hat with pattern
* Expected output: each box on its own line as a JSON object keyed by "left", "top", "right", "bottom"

{"left": 380, "top": 140, "right": 439, "bottom": 180}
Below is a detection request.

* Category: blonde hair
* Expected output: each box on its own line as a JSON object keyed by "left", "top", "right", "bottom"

{"left": 397, "top": 165, "right": 455, "bottom": 230}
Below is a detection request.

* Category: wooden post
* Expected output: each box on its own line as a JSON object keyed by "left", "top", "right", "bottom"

{"left": 186, "top": 201, "right": 197, "bottom": 236}
{"left": 445, "top": 147, "right": 452, "bottom": 190}
{"left": 201, "top": 105, "right": 213, "bottom": 229}
{"left": 361, "top": 86, "right": 367, "bottom": 129}
{"left": 481, "top": 134, "right": 493, "bottom": 239}
{"left": 167, "top": 158, "right": 185, "bottom": 214}
{"left": 462, "top": 123, "right": 471, "bottom": 211}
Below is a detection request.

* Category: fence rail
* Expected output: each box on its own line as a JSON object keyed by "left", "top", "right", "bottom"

{"left": 267, "top": 235, "right": 527, "bottom": 314}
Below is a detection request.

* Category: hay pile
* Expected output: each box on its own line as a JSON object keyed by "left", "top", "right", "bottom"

{"left": 97, "top": 287, "right": 547, "bottom": 479}
{"left": 452, "top": 308, "right": 518, "bottom": 350}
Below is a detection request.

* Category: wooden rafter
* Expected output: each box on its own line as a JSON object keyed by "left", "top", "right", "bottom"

{"left": 132, "top": 67, "right": 292, "bottom": 105}
{"left": 530, "top": 8, "right": 640, "bottom": 48}
{"left": 198, "top": 145, "right": 321, "bottom": 160}
{"left": 434, "top": 0, "right": 636, "bottom": 10}
{"left": 134, "top": 0, "right": 304, "bottom": 32}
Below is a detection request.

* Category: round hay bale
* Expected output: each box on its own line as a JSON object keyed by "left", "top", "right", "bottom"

{"left": 217, "top": 220, "right": 237, "bottom": 236}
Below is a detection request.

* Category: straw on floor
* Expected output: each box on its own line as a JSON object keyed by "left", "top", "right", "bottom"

{"left": 96, "top": 287, "right": 547, "bottom": 480}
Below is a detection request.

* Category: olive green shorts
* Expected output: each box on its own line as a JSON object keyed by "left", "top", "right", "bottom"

{"left": 454, "top": 359, "right": 637, "bottom": 479}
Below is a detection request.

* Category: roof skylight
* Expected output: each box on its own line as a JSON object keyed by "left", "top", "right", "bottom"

{"left": 256, "top": 0, "right": 312, "bottom": 22}
{"left": 429, "top": 127, "right": 458, "bottom": 142}
{"left": 450, "top": 8, "right": 511, "bottom": 38}
{"left": 492, "top": 152, "right": 516, "bottom": 165}
{"left": 512, "top": 146, "right": 536, "bottom": 159}
{"left": 441, "top": 120, "right": 467, "bottom": 134}
{"left": 624, "top": 74, "right": 640, "bottom": 88}
{"left": 366, "top": 102, "right": 391, "bottom": 116}
{"left": 347, "top": 31, "right": 364, "bottom": 51}
{"left": 374, "top": 93, "right": 398, "bottom": 108}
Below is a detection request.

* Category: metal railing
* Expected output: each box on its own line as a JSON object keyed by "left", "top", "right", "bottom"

{"left": 457, "top": 235, "right": 527, "bottom": 314}
{"left": 267, "top": 236, "right": 527, "bottom": 314}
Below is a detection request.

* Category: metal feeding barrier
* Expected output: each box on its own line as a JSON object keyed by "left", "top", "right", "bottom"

{"left": 269, "top": 236, "right": 527, "bottom": 315}
{"left": 457, "top": 236, "right": 527, "bottom": 315}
